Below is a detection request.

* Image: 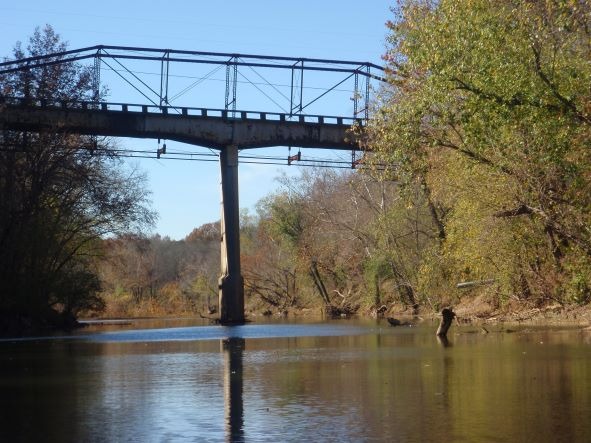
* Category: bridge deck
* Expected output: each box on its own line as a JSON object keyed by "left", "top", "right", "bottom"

{"left": 0, "top": 98, "right": 361, "bottom": 150}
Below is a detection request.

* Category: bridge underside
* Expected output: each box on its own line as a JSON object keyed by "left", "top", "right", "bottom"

{"left": 0, "top": 100, "right": 363, "bottom": 324}
{"left": 0, "top": 101, "right": 360, "bottom": 150}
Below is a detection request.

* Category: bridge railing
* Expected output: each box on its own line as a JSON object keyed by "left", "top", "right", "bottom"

{"left": 0, "top": 96, "right": 364, "bottom": 127}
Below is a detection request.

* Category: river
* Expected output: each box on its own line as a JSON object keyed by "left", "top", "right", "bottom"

{"left": 0, "top": 318, "right": 590, "bottom": 442}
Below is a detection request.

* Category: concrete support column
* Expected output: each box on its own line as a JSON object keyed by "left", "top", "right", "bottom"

{"left": 218, "top": 145, "right": 245, "bottom": 324}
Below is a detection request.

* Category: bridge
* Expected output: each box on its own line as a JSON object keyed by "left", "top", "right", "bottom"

{"left": 0, "top": 45, "right": 385, "bottom": 324}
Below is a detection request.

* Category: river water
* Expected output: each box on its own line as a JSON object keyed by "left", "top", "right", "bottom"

{"left": 0, "top": 318, "right": 590, "bottom": 442}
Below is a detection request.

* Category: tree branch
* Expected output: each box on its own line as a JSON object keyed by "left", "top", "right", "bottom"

{"left": 531, "top": 44, "right": 591, "bottom": 125}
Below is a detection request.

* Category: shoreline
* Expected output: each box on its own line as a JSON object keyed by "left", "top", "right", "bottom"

{"left": 2, "top": 302, "right": 590, "bottom": 339}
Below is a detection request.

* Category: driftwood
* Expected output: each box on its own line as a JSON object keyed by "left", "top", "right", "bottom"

{"left": 387, "top": 317, "right": 413, "bottom": 327}
{"left": 456, "top": 279, "right": 496, "bottom": 289}
{"left": 436, "top": 307, "right": 456, "bottom": 337}
{"left": 493, "top": 204, "right": 533, "bottom": 218}
{"left": 387, "top": 317, "right": 403, "bottom": 326}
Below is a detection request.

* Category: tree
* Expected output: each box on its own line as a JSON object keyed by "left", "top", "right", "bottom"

{"left": 0, "top": 26, "right": 155, "bottom": 333}
{"left": 240, "top": 168, "right": 438, "bottom": 316}
{"left": 186, "top": 221, "right": 220, "bottom": 242}
{"left": 369, "top": 0, "right": 591, "bottom": 306}
{"left": 98, "top": 230, "right": 219, "bottom": 317}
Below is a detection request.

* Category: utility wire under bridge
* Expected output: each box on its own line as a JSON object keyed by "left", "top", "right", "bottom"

{"left": 0, "top": 44, "right": 386, "bottom": 324}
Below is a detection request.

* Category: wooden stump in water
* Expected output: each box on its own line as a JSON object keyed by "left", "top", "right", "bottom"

{"left": 387, "top": 317, "right": 402, "bottom": 326}
{"left": 436, "top": 307, "right": 456, "bottom": 337}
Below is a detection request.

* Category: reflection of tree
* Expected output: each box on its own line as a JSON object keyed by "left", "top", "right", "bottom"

{"left": 222, "top": 337, "right": 245, "bottom": 442}
{"left": 437, "top": 335, "right": 452, "bottom": 348}
{"left": 0, "top": 341, "right": 85, "bottom": 442}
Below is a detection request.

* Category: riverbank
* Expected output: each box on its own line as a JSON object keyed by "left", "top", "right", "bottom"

{"left": 245, "top": 298, "right": 591, "bottom": 330}
{"left": 0, "top": 308, "right": 84, "bottom": 338}
{"left": 3, "top": 297, "right": 590, "bottom": 338}
{"left": 452, "top": 296, "right": 591, "bottom": 326}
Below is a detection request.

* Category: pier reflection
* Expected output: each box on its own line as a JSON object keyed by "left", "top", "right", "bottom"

{"left": 222, "top": 337, "right": 245, "bottom": 442}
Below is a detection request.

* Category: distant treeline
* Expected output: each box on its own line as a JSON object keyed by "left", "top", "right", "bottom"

{"left": 97, "top": 169, "right": 437, "bottom": 318}
{"left": 98, "top": 227, "right": 220, "bottom": 317}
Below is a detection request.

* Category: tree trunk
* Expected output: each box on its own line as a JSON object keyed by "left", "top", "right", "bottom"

{"left": 309, "top": 261, "right": 330, "bottom": 306}
{"left": 421, "top": 177, "right": 446, "bottom": 241}
{"left": 436, "top": 307, "right": 456, "bottom": 337}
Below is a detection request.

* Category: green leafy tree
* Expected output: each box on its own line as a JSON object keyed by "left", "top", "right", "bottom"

{"left": 369, "top": 0, "right": 591, "bottom": 306}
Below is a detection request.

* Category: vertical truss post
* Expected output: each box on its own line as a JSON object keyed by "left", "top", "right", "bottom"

{"left": 290, "top": 64, "right": 294, "bottom": 116}
{"left": 299, "top": 61, "right": 304, "bottom": 115}
{"left": 353, "top": 71, "right": 359, "bottom": 118}
{"left": 160, "top": 51, "right": 170, "bottom": 109}
{"left": 93, "top": 49, "right": 101, "bottom": 103}
{"left": 225, "top": 56, "right": 238, "bottom": 118}
{"left": 290, "top": 60, "right": 304, "bottom": 117}
{"left": 364, "top": 64, "right": 370, "bottom": 122}
{"left": 352, "top": 71, "right": 359, "bottom": 168}
{"left": 232, "top": 62, "right": 237, "bottom": 114}
{"left": 90, "top": 49, "right": 102, "bottom": 154}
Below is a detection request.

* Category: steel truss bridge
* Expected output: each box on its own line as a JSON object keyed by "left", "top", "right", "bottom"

{"left": 0, "top": 45, "right": 385, "bottom": 324}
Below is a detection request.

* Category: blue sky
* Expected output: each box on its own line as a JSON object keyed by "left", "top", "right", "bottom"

{"left": 0, "top": 1, "right": 394, "bottom": 239}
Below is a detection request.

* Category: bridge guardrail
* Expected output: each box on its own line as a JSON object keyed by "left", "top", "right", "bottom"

{"left": 0, "top": 96, "right": 364, "bottom": 127}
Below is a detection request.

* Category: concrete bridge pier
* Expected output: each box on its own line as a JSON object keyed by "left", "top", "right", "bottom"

{"left": 218, "top": 145, "right": 245, "bottom": 324}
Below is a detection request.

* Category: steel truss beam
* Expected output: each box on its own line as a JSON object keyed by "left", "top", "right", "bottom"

{"left": 0, "top": 44, "right": 386, "bottom": 123}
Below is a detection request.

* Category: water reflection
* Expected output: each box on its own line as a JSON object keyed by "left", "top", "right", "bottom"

{"left": 437, "top": 335, "right": 452, "bottom": 347}
{"left": 0, "top": 321, "right": 590, "bottom": 442}
{"left": 222, "top": 337, "right": 245, "bottom": 442}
